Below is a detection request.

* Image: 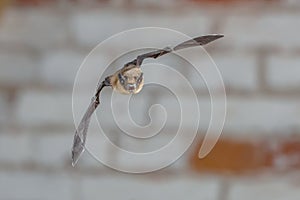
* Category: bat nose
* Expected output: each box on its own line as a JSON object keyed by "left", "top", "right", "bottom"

{"left": 127, "top": 83, "right": 136, "bottom": 91}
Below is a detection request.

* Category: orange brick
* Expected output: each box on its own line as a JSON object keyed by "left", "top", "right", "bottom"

{"left": 268, "top": 139, "right": 300, "bottom": 170}
{"left": 190, "top": 138, "right": 264, "bottom": 173}
{"left": 190, "top": 136, "right": 300, "bottom": 173}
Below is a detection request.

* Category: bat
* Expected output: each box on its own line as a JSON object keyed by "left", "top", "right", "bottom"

{"left": 71, "top": 34, "right": 224, "bottom": 166}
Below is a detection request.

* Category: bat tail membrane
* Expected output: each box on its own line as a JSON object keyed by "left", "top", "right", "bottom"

{"left": 173, "top": 34, "right": 224, "bottom": 51}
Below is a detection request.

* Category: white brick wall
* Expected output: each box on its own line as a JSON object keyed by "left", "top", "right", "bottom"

{"left": 267, "top": 54, "right": 300, "bottom": 90}
{"left": 223, "top": 13, "right": 300, "bottom": 49}
{"left": 81, "top": 174, "right": 221, "bottom": 200}
{"left": 0, "top": 171, "right": 73, "bottom": 200}
{"left": 16, "top": 90, "right": 73, "bottom": 127}
{"left": 70, "top": 9, "right": 210, "bottom": 48}
{"left": 0, "top": 52, "right": 38, "bottom": 86}
{"left": 0, "top": 133, "right": 33, "bottom": 164}
{"left": 228, "top": 174, "right": 300, "bottom": 200}
{"left": 32, "top": 133, "right": 73, "bottom": 167}
{"left": 283, "top": 0, "right": 300, "bottom": 7}
{"left": 224, "top": 97, "right": 300, "bottom": 134}
{"left": 0, "top": 8, "right": 69, "bottom": 48}
{"left": 215, "top": 53, "right": 258, "bottom": 91}
{"left": 1, "top": 2, "right": 300, "bottom": 200}
{"left": 40, "top": 49, "right": 112, "bottom": 88}
{"left": 0, "top": 93, "right": 8, "bottom": 124}
{"left": 40, "top": 49, "right": 86, "bottom": 87}
{"left": 188, "top": 52, "right": 258, "bottom": 91}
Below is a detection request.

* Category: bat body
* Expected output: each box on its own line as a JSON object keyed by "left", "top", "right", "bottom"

{"left": 71, "top": 34, "right": 224, "bottom": 166}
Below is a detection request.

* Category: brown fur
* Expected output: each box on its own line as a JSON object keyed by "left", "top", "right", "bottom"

{"left": 111, "top": 67, "right": 144, "bottom": 95}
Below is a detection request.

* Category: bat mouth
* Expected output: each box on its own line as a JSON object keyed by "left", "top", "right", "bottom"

{"left": 126, "top": 84, "right": 136, "bottom": 92}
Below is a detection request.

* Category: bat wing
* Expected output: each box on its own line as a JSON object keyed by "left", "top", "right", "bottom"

{"left": 173, "top": 34, "right": 224, "bottom": 51}
{"left": 71, "top": 78, "right": 111, "bottom": 166}
{"left": 71, "top": 98, "right": 98, "bottom": 166}
{"left": 122, "top": 47, "right": 172, "bottom": 69}
{"left": 123, "top": 34, "right": 224, "bottom": 68}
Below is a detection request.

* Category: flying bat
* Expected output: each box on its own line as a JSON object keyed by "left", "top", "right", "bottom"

{"left": 71, "top": 34, "right": 224, "bottom": 166}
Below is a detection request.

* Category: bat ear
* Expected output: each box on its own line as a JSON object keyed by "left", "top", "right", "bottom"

{"left": 137, "top": 72, "right": 144, "bottom": 84}
{"left": 104, "top": 76, "right": 112, "bottom": 86}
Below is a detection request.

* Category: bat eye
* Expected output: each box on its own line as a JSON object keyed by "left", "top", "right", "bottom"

{"left": 134, "top": 76, "right": 138, "bottom": 80}
{"left": 118, "top": 73, "right": 126, "bottom": 85}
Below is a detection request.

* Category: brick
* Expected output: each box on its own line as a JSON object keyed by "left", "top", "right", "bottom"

{"left": 70, "top": 10, "right": 133, "bottom": 47}
{"left": 191, "top": 138, "right": 263, "bottom": 173}
{"left": 32, "top": 131, "right": 109, "bottom": 169}
{"left": 282, "top": 0, "right": 300, "bottom": 7}
{"left": 150, "top": 94, "right": 201, "bottom": 129}
{"left": 73, "top": 89, "right": 128, "bottom": 128}
{"left": 50, "top": 129, "right": 191, "bottom": 170}
{"left": 16, "top": 90, "right": 73, "bottom": 127}
{"left": 130, "top": 0, "right": 180, "bottom": 8}
{"left": 0, "top": 133, "right": 33, "bottom": 164}
{"left": 82, "top": 174, "right": 220, "bottom": 200}
{"left": 190, "top": 137, "right": 300, "bottom": 173}
{"left": 228, "top": 175, "right": 300, "bottom": 200}
{"left": 79, "top": 140, "right": 190, "bottom": 171}
{"left": 41, "top": 49, "right": 112, "bottom": 88}
{"left": 141, "top": 56, "right": 191, "bottom": 91}
{"left": 188, "top": 52, "right": 257, "bottom": 91}
{"left": 40, "top": 50, "right": 86, "bottom": 87}
{"left": 0, "top": 8, "right": 68, "bottom": 48}
{"left": 33, "top": 133, "right": 73, "bottom": 167}
{"left": 70, "top": 10, "right": 210, "bottom": 47}
{"left": 109, "top": 90, "right": 204, "bottom": 130}
{"left": 76, "top": 130, "right": 123, "bottom": 169}
{"left": 266, "top": 139, "right": 300, "bottom": 170}
{"left": 0, "top": 0, "right": 6, "bottom": 12}
{"left": 131, "top": 12, "right": 210, "bottom": 36}
{"left": 114, "top": 132, "right": 196, "bottom": 172}
{"left": 223, "top": 14, "right": 300, "bottom": 49}
{"left": 0, "top": 93, "right": 8, "bottom": 124}
{"left": 0, "top": 171, "right": 73, "bottom": 200}
{"left": 267, "top": 54, "right": 300, "bottom": 90}
{"left": 0, "top": 52, "right": 38, "bottom": 86}
{"left": 216, "top": 53, "right": 258, "bottom": 90}
{"left": 16, "top": 90, "right": 112, "bottom": 128}
{"left": 224, "top": 97, "right": 300, "bottom": 133}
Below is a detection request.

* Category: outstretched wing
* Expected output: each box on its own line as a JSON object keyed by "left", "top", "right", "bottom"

{"left": 71, "top": 77, "right": 111, "bottom": 166}
{"left": 123, "top": 34, "right": 224, "bottom": 68}
{"left": 71, "top": 98, "right": 99, "bottom": 166}
{"left": 173, "top": 34, "right": 224, "bottom": 51}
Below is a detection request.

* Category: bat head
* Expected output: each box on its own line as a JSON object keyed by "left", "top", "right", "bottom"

{"left": 117, "top": 68, "right": 144, "bottom": 94}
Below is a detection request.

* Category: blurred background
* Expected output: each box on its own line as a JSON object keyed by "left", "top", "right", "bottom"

{"left": 1, "top": 0, "right": 300, "bottom": 199}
